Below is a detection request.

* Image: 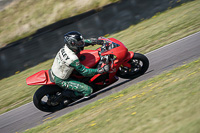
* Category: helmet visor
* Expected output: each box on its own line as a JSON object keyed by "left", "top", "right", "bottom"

{"left": 76, "top": 40, "right": 85, "bottom": 47}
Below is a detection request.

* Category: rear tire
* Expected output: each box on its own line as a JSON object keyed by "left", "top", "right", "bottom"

{"left": 117, "top": 53, "right": 149, "bottom": 79}
{"left": 33, "top": 85, "right": 64, "bottom": 112}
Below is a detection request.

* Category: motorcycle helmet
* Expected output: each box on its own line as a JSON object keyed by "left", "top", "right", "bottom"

{"left": 64, "top": 31, "right": 85, "bottom": 53}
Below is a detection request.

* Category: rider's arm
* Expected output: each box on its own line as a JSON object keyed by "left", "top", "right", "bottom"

{"left": 70, "top": 59, "right": 98, "bottom": 77}
{"left": 84, "top": 38, "right": 104, "bottom": 46}
{"left": 70, "top": 59, "right": 109, "bottom": 76}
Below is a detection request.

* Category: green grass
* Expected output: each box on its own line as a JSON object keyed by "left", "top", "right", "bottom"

{"left": 109, "top": 0, "right": 200, "bottom": 54}
{"left": 24, "top": 58, "right": 200, "bottom": 133}
{"left": 0, "top": 59, "right": 53, "bottom": 114}
{"left": 0, "top": 0, "right": 119, "bottom": 48}
{"left": 0, "top": 0, "right": 200, "bottom": 114}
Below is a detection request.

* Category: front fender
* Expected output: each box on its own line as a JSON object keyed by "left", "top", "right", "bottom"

{"left": 121, "top": 51, "right": 134, "bottom": 68}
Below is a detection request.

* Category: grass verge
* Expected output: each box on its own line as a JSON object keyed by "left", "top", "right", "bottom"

{"left": 0, "top": 0, "right": 119, "bottom": 48}
{"left": 109, "top": 0, "right": 200, "bottom": 54}
{"left": 24, "top": 58, "right": 200, "bottom": 133}
{"left": 0, "top": 0, "right": 200, "bottom": 114}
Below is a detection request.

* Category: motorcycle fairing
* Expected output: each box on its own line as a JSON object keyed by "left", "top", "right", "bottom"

{"left": 26, "top": 70, "right": 55, "bottom": 85}
{"left": 100, "top": 38, "right": 128, "bottom": 65}
{"left": 121, "top": 51, "right": 134, "bottom": 68}
{"left": 88, "top": 38, "right": 133, "bottom": 85}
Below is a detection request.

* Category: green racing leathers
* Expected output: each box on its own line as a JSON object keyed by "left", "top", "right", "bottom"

{"left": 53, "top": 59, "right": 98, "bottom": 97}
{"left": 51, "top": 39, "right": 102, "bottom": 97}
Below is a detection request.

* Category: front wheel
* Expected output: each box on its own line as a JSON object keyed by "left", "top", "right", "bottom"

{"left": 33, "top": 85, "right": 67, "bottom": 112}
{"left": 117, "top": 53, "right": 149, "bottom": 79}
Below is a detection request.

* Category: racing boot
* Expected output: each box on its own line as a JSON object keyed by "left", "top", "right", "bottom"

{"left": 62, "top": 90, "right": 81, "bottom": 102}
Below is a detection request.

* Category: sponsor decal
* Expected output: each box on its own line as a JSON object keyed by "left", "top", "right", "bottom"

{"left": 61, "top": 48, "right": 69, "bottom": 60}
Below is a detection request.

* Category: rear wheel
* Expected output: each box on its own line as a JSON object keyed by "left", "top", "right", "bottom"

{"left": 117, "top": 53, "right": 149, "bottom": 79}
{"left": 33, "top": 85, "right": 70, "bottom": 112}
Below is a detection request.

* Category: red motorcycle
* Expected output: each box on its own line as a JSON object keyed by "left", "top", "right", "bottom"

{"left": 26, "top": 37, "right": 149, "bottom": 112}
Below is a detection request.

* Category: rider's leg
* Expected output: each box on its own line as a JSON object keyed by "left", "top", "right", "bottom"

{"left": 54, "top": 76, "right": 93, "bottom": 97}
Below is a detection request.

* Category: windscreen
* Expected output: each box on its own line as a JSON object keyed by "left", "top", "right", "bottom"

{"left": 101, "top": 41, "right": 120, "bottom": 53}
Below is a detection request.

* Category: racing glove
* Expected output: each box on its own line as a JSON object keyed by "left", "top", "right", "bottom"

{"left": 90, "top": 38, "right": 104, "bottom": 45}
{"left": 97, "top": 64, "right": 110, "bottom": 74}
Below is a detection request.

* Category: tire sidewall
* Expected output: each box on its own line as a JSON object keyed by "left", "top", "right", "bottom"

{"left": 117, "top": 53, "right": 149, "bottom": 79}
{"left": 33, "top": 85, "right": 62, "bottom": 112}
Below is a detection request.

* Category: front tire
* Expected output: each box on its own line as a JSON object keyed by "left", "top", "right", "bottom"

{"left": 117, "top": 53, "right": 149, "bottom": 79}
{"left": 33, "top": 85, "right": 64, "bottom": 112}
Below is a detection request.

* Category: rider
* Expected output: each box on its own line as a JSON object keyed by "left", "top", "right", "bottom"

{"left": 51, "top": 31, "right": 109, "bottom": 100}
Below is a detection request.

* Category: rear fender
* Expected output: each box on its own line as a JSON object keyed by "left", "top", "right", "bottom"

{"left": 26, "top": 70, "right": 55, "bottom": 85}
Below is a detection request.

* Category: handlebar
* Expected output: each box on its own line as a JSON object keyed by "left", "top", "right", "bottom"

{"left": 97, "top": 39, "right": 119, "bottom": 71}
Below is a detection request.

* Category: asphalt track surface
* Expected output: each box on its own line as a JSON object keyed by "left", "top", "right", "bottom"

{"left": 0, "top": 32, "right": 200, "bottom": 133}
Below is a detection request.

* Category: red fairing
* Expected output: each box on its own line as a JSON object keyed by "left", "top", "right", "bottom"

{"left": 26, "top": 70, "right": 55, "bottom": 85}
{"left": 122, "top": 51, "right": 134, "bottom": 68}
{"left": 109, "top": 38, "right": 125, "bottom": 47}
{"left": 101, "top": 38, "right": 128, "bottom": 61}
{"left": 88, "top": 37, "right": 129, "bottom": 84}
